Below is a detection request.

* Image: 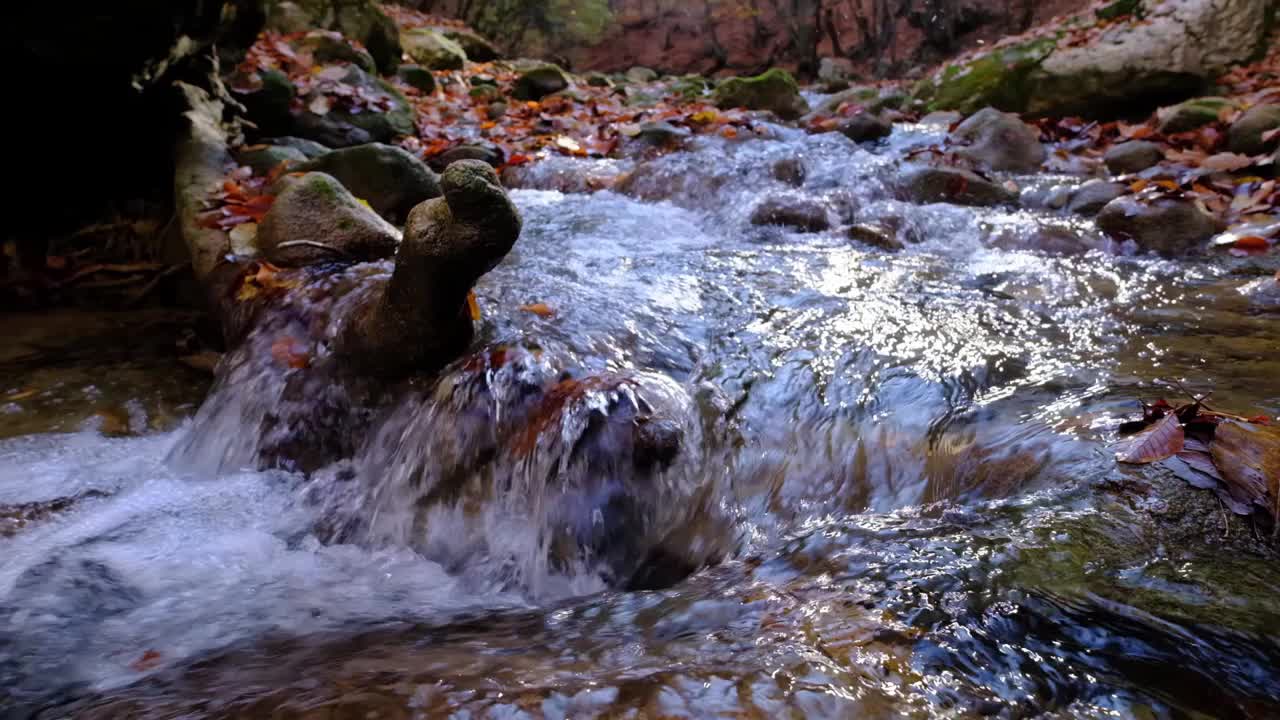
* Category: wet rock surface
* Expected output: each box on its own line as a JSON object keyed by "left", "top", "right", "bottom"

{"left": 1104, "top": 140, "right": 1164, "bottom": 174}
{"left": 749, "top": 195, "right": 832, "bottom": 231}
{"left": 1096, "top": 195, "right": 1225, "bottom": 255}
{"left": 837, "top": 111, "right": 893, "bottom": 143}
{"left": 899, "top": 166, "right": 1017, "bottom": 206}
{"left": 257, "top": 172, "right": 402, "bottom": 266}
{"left": 294, "top": 143, "right": 441, "bottom": 224}
{"left": 951, "top": 107, "right": 1046, "bottom": 173}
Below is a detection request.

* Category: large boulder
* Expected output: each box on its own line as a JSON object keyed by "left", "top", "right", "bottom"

{"left": 257, "top": 172, "right": 401, "bottom": 266}
{"left": 401, "top": 27, "right": 467, "bottom": 70}
{"left": 294, "top": 143, "right": 441, "bottom": 224}
{"left": 910, "top": 0, "right": 1271, "bottom": 118}
{"left": 291, "top": 65, "right": 416, "bottom": 147}
{"left": 1157, "top": 96, "right": 1235, "bottom": 134}
{"left": 1228, "top": 104, "right": 1280, "bottom": 156}
{"left": 1096, "top": 195, "right": 1224, "bottom": 255}
{"left": 335, "top": 161, "right": 522, "bottom": 377}
{"left": 950, "top": 107, "right": 1045, "bottom": 173}
{"left": 898, "top": 166, "right": 1017, "bottom": 206}
{"left": 713, "top": 68, "right": 809, "bottom": 121}
{"left": 513, "top": 63, "right": 571, "bottom": 101}
{"left": 1104, "top": 140, "right": 1164, "bottom": 174}
{"left": 265, "top": 0, "right": 401, "bottom": 73}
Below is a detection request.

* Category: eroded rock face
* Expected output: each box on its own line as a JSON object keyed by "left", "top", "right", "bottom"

{"left": 257, "top": 172, "right": 402, "bottom": 266}
{"left": 294, "top": 143, "right": 441, "bottom": 224}
{"left": 950, "top": 107, "right": 1045, "bottom": 173}
{"left": 1096, "top": 195, "right": 1224, "bottom": 255}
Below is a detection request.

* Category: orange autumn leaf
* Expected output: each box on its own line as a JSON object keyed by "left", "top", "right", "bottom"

{"left": 1233, "top": 235, "right": 1270, "bottom": 250}
{"left": 520, "top": 302, "right": 556, "bottom": 318}
{"left": 467, "top": 290, "right": 481, "bottom": 321}
{"left": 1115, "top": 413, "right": 1184, "bottom": 464}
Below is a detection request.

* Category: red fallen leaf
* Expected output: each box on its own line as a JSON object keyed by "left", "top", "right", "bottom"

{"left": 271, "top": 336, "right": 311, "bottom": 369}
{"left": 1210, "top": 420, "right": 1280, "bottom": 520}
{"left": 1116, "top": 413, "right": 1184, "bottom": 464}
{"left": 130, "top": 649, "right": 162, "bottom": 672}
{"left": 1232, "top": 235, "right": 1271, "bottom": 250}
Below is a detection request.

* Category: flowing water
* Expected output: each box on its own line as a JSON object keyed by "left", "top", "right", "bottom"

{"left": 2, "top": 118, "right": 1279, "bottom": 718}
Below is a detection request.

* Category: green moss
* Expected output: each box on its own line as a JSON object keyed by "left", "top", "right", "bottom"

{"left": 1096, "top": 0, "right": 1143, "bottom": 21}
{"left": 910, "top": 37, "right": 1056, "bottom": 114}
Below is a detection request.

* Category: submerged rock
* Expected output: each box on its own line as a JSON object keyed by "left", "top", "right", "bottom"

{"left": 713, "top": 68, "right": 809, "bottom": 121}
{"left": 837, "top": 111, "right": 892, "bottom": 143}
{"left": 771, "top": 157, "right": 807, "bottom": 187}
{"left": 257, "top": 172, "right": 401, "bottom": 266}
{"left": 1157, "top": 96, "right": 1235, "bottom": 134}
{"left": 898, "top": 166, "right": 1017, "bottom": 206}
{"left": 847, "top": 222, "right": 904, "bottom": 250}
{"left": 401, "top": 27, "right": 467, "bottom": 70}
{"left": 1096, "top": 195, "right": 1224, "bottom": 255}
{"left": 1104, "top": 140, "right": 1164, "bottom": 174}
{"left": 749, "top": 195, "right": 831, "bottom": 232}
{"left": 294, "top": 143, "right": 441, "bottom": 224}
{"left": 950, "top": 107, "right": 1045, "bottom": 173}
{"left": 1227, "top": 104, "right": 1280, "bottom": 156}
{"left": 513, "top": 63, "right": 570, "bottom": 101}
{"left": 291, "top": 65, "right": 415, "bottom": 147}
{"left": 335, "top": 161, "right": 521, "bottom": 377}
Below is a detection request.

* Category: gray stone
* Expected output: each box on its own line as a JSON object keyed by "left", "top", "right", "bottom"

{"left": 430, "top": 143, "right": 505, "bottom": 171}
{"left": 237, "top": 145, "right": 307, "bottom": 175}
{"left": 257, "top": 172, "right": 401, "bottom": 266}
{"left": 1227, "top": 104, "right": 1280, "bottom": 156}
{"left": 1067, "top": 180, "right": 1126, "bottom": 215}
{"left": 899, "top": 166, "right": 1017, "bottom": 206}
{"left": 625, "top": 66, "right": 659, "bottom": 83}
{"left": 294, "top": 143, "right": 441, "bottom": 224}
{"left": 397, "top": 64, "right": 437, "bottom": 94}
{"left": 838, "top": 111, "right": 892, "bottom": 142}
{"left": 847, "top": 222, "right": 903, "bottom": 250}
{"left": 951, "top": 107, "right": 1045, "bottom": 173}
{"left": 401, "top": 27, "right": 467, "bottom": 70}
{"left": 749, "top": 196, "right": 831, "bottom": 232}
{"left": 1104, "top": 140, "right": 1164, "bottom": 174}
{"left": 1096, "top": 195, "right": 1225, "bottom": 255}
{"left": 514, "top": 64, "right": 570, "bottom": 101}
{"left": 771, "top": 157, "right": 806, "bottom": 187}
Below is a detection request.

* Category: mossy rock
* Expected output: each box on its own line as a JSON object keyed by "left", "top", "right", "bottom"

{"left": 468, "top": 84, "right": 502, "bottom": 102}
{"left": 584, "top": 71, "right": 613, "bottom": 88}
{"left": 257, "top": 171, "right": 401, "bottom": 266}
{"left": 513, "top": 63, "right": 570, "bottom": 101}
{"left": 1158, "top": 96, "right": 1236, "bottom": 134}
{"left": 291, "top": 65, "right": 415, "bottom": 148}
{"left": 1227, "top": 104, "right": 1280, "bottom": 155}
{"left": 442, "top": 27, "right": 500, "bottom": 62}
{"left": 237, "top": 144, "right": 307, "bottom": 175}
{"left": 293, "top": 30, "right": 375, "bottom": 73}
{"left": 713, "top": 68, "right": 809, "bottom": 121}
{"left": 236, "top": 69, "right": 296, "bottom": 135}
{"left": 265, "top": 0, "right": 402, "bottom": 73}
{"left": 397, "top": 64, "right": 437, "bottom": 94}
{"left": 266, "top": 136, "right": 331, "bottom": 158}
{"left": 1096, "top": 0, "right": 1143, "bottom": 21}
{"left": 402, "top": 27, "right": 467, "bottom": 71}
{"left": 909, "top": 37, "right": 1056, "bottom": 115}
{"left": 670, "top": 75, "right": 710, "bottom": 102}
{"left": 294, "top": 143, "right": 441, "bottom": 224}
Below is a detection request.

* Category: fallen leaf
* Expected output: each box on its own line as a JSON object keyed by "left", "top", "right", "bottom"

{"left": 1210, "top": 420, "right": 1280, "bottom": 520}
{"left": 130, "top": 650, "right": 163, "bottom": 672}
{"left": 1200, "top": 152, "right": 1254, "bottom": 173}
{"left": 467, "top": 290, "right": 481, "bottom": 321}
{"left": 1115, "top": 413, "right": 1184, "bottom": 464}
{"left": 520, "top": 302, "right": 556, "bottom": 318}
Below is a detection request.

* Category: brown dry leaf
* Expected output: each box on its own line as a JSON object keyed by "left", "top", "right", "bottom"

{"left": 1200, "top": 152, "right": 1254, "bottom": 173}
{"left": 466, "top": 290, "right": 481, "bottom": 321}
{"left": 1210, "top": 420, "right": 1280, "bottom": 520}
{"left": 1115, "top": 413, "right": 1184, "bottom": 464}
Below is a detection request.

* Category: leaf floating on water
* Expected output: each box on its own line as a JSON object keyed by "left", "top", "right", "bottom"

{"left": 1210, "top": 420, "right": 1280, "bottom": 520}
{"left": 466, "top": 290, "right": 481, "bottom": 321}
{"left": 520, "top": 302, "right": 556, "bottom": 318}
{"left": 1115, "top": 413, "right": 1184, "bottom": 464}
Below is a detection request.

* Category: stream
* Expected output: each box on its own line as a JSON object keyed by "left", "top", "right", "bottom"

{"left": 2, "top": 117, "right": 1279, "bottom": 718}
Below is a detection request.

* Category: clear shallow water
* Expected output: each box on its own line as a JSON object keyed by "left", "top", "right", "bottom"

{"left": 2, "top": 122, "right": 1279, "bottom": 718}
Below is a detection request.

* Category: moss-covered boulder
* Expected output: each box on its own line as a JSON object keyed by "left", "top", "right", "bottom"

{"left": 1157, "top": 97, "right": 1235, "bottom": 134}
{"left": 442, "top": 27, "right": 500, "bottom": 62}
{"left": 265, "top": 0, "right": 402, "bottom": 73}
{"left": 513, "top": 63, "right": 570, "bottom": 101}
{"left": 1096, "top": 195, "right": 1224, "bottom": 255}
{"left": 898, "top": 166, "right": 1017, "bottom": 206}
{"left": 236, "top": 144, "right": 307, "bottom": 175}
{"left": 396, "top": 64, "right": 436, "bottom": 94}
{"left": 292, "top": 30, "right": 375, "bottom": 73}
{"left": 294, "top": 143, "right": 441, "bottom": 224}
{"left": 950, "top": 107, "right": 1045, "bottom": 173}
{"left": 909, "top": 0, "right": 1270, "bottom": 118}
{"left": 401, "top": 27, "right": 467, "bottom": 71}
{"left": 1104, "top": 140, "right": 1164, "bottom": 174}
{"left": 1227, "top": 104, "right": 1280, "bottom": 156}
{"left": 713, "top": 68, "right": 809, "bottom": 121}
{"left": 257, "top": 172, "right": 401, "bottom": 266}
{"left": 291, "top": 65, "right": 415, "bottom": 148}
